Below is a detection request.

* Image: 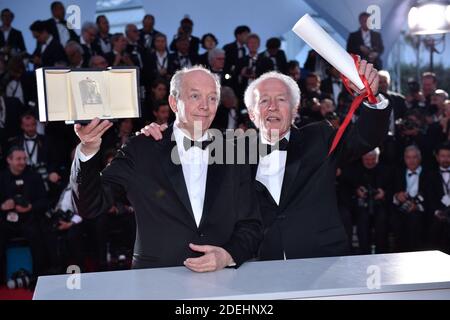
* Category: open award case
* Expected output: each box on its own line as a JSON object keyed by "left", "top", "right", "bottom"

{"left": 36, "top": 67, "right": 141, "bottom": 124}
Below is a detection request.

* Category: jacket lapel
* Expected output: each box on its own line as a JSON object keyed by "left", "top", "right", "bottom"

{"left": 279, "top": 127, "right": 303, "bottom": 209}
{"left": 199, "top": 159, "right": 226, "bottom": 228}
{"left": 158, "top": 126, "right": 197, "bottom": 229}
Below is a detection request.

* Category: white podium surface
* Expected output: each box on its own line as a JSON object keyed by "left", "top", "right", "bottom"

{"left": 33, "top": 251, "right": 450, "bottom": 300}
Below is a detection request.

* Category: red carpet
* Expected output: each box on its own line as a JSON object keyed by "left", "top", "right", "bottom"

{"left": 0, "top": 286, "right": 33, "bottom": 300}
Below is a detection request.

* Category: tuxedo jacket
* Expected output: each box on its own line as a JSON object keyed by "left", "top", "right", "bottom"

{"left": 169, "top": 35, "right": 200, "bottom": 56}
{"left": 425, "top": 170, "right": 450, "bottom": 216}
{"left": 0, "top": 97, "right": 26, "bottom": 147}
{"left": 168, "top": 52, "right": 199, "bottom": 75}
{"left": 0, "top": 28, "right": 26, "bottom": 52}
{"left": 252, "top": 104, "right": 391, "bottom": 261}
{"left": 258, "top": 50, "right": 288, "bottom": 74}
{"left": 223, "top": 41, "right": 245, "bottom": 74}
{"left": 81, "top": 42, "right": 103, "bottom": 68}
{"left": 392, "top": 167, "right": 428, "bottom": 206}
{"left": 45, "top": 18, "right": 79, "bottom": 44}
{"left": 7, "top": 134, "right": 61, "bottom": 173}
{"left": 33, "top": 37, "right": 67, "bottom": 67}
{"left": 71, "top": 126, "right": 262, "bottom": 269}
{"left": 346, "top": 29, "right": 384, "bottom": 68}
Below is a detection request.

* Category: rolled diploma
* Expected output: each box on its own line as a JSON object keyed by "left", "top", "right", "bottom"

{"left": 292, "top": 14, "right": 365, "bottom": 90}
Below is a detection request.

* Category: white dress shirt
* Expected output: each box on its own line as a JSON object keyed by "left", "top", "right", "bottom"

{"left": 55, "top": 18, "right": 70, "bottom": 46}
{"left": 406, "top": 166, "right": 422, "bottom": 197}
{"left": 41, "top": 35, "right": 53, "bottom": 54}
{"left": 6, "top": 80, "right": 24, "bottom": 104}
{"left": 76, "top": 123, "right": 209, "bottom": 228}
{"left": 57, "top": 184, "right": 83, "bottom": 224}
{"left": 440, "top": 166, "right": 450, "bottom": 194}
{"left": 23, "top": 134, "right": 38, "bottom": 165}
{"left": 3, "top": 28, "right": 10, "bottom": 43}
{"left": 156, "top": 51, "right": 168, "bottom": 72}
{"left": 361, "top": 29, "right": 371, "bottom": 48}
{"left": 173, "top": 123, "right": 209, "bottom": 227}
{"left": 255, "top": 132, "right": 290, "bottom": 206}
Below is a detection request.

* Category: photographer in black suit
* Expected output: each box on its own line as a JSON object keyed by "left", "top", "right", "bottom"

{"left": 169, "top": 17, "right": 200, "bottom": 56}
{"left": 30, "top": 20, "right": 67, "bottom": 67}
{"left": 0, "top": 147, "right": 48, "bottom": 279}
{"left": 392, "top": 145, "right": 428, "bottom": 252}
{"left": 45, "top": 1, "right": 79, "bottom": 46}
{"left": 347, "top": 12, "right": 384, "bottom": 69}
{"left": 70, "top": 66, "right": 262, "bottom": 270}
{"left": 0, "top": 8, "right": 26, "bottom": 56}
{"left": 426, "top": 143, "right": 450, "bottom": 254}
{"left": 223, "top": 25, "right": 250, "bottom": 75}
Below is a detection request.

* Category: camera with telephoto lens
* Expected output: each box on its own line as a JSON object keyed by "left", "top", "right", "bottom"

{"left": 32, "top": 162, "right": 49, "bottom": 181}
{"left": 357, "top": 185, "right": 380, "bottom": 214}
{"left": 45, "top": 209, "right": 74, "bottom": 231}
{"left": 395, "top": 118, "right": 420, "bottom": 132}
{"left": 13, "top": 194, "right": 30, "bottom": 208}
{"left": 438, "top": 208, "right": 450, "bottom": 224}
{"left": 7, "top": 268, "right": 36, "bottom": 289}
{"left": 399, "top": 194, "right": 425, "bottom": 213}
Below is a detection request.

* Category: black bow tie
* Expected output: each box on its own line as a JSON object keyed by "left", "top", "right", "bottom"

{"left": 183, "top": 136, "right": 214, "bottom": 151}
{"left": 408, "top": 171, "right": 417, "bottom": 177}
{"left": 24, "top": 137, "right": 36, "bottom": 141}
{"left": 441, "top": 169, "right": 450, "bottom": 174}
{"left": 260, "top": 138, "right": 289, "bottom": 156}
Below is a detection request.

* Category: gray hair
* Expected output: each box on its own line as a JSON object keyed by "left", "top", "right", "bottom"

{"left": 170, "top": 65, "right": 221, "bottom": 102}
{"left": 365, "top": 147, "right": 381, "bottom": 158}
{"left": 65, "top": 40, "right": 83, "bottom": 55}
{"left": 208, "top": 48, "right": 225, "bottom": 65}
{"left": 81, "top": 21, "right": 97, "bottom": 34}
{"left": 244, "top": 71, "right": 301, "bottom": 113}
{"left": 404, "top": 145, "right": 422, "bottom": 160}
{"left": 125, "top": 23, "right": 138, "bottom": 36}
{"left": 378, "top": 70, "right": 391, "bottom": 84}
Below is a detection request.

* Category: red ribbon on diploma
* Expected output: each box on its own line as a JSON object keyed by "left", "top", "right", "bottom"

{"left": 328, "top": 54, "right": 378, "bottom": 156}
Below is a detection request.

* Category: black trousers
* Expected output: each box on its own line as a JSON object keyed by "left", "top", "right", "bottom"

{"left": 428, "top": 217, "right": 450, "bottom": 254}
{"left": 394, "top": 209, "right": 426, "bottom": 252}
{"left": 0, "top": 214, "right": 47, "bottom": 280}
{"left": 355, "top": 204, "right": 389, "bottom": 254}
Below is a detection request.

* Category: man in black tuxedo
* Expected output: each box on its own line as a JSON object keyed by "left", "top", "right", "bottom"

{"left": 426, "top": 143, "right": 450, "bottom": 254}
{"left": 392, "top": 145, "right": 428, "bottom": 252}
{"left": 45, "top": 1, "right": 79, "bottom": 47}
{"left": 0, "top": 96, "right": 25, "bottom": 163}
{"left": 258, "top": 38, "right": 288, "bottom": 74}
{"left": 142, "top": 58, "right": 391, "bottom": 261}
{"left": 168, "top": 36, "right": 198, "bottom": 75}
{"left": 0, "top": 147, "right": 48, "bottom": 278}
{"left": 80, "top": 22, "right": 102, "bottom": 68}
{"left": 223, "top": 25, "right": 251, "bottom": 75}
{"left": 95, "top": 15, "right": 112, "bottom": 56}
{"left": 70, "top": 66, "right": 262, "bottom": 270}
{"left": 0, "top": 9, "right": 26, "bottom": 55}
{"left": 242, "top": 59, "right": 390, "bottom": 260}
{"left": 125, "top": 24, "right": 145, "bottom": 70}
{"left": 138, "top": 14, "right": 161, "bottom": 52}
{"left": 30, "top": 20, "right": 67, "bottom": 67}
{"left": 235, "top": 33, "right": 273, "bottom": 97}
{"left": 8, "top": 112, "right": 62, "bottom": 189}
{"left": 169, "top": 17, "right": 200, "bottom": 56}
{"left": 350, "top": 148, "right": 392, "bottom": 254}
{"left": 347, "top": 12, "right": 384, "bottom": 69}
